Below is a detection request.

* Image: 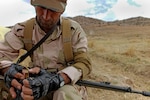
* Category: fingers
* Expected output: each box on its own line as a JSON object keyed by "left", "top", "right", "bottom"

{"left": 8, "top": 72, "right": 24, "bottom": 99}
{"left": 22, "top": 79, "right": 34, "bottom": 100}
{"left": 28, "top": 67, "right": 41, "bottom": 74}
{"left": 12, "top": 67, "right": 40, "bottom": 79}
{"left": 22, "top": 67, "right": 41, "bottom": 78}
{"left": 10, "top": 79, "right": 34, "bottom": 99}
{"left": 21, "top": 92, "right": 34, "bottom": 100}
{"left": 22, "top": 85, "right": 33, "bottom": 95}
{"left": 11, "top": 79, "right": 22, "bottom": 90}
{"left": 9, "top": 87, "right": 17, "bottom": 99}
{"left": 14, "top": 72, "right": 25, "bottom": 79}
{"left": 23, "top": 79, "right": 30, "bottom": 87}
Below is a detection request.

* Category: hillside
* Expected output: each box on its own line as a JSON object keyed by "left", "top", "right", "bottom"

{"left": 72, "top": 16, "right": 150, "bottom": 26}
{"left": 71, "top": 16, "right": 150, "bottom": 35}
{"left": 72, "top": 16, "right": 150, "bottom": 100}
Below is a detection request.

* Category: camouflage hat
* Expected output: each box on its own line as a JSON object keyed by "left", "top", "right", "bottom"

{"left": 31, "top": 0, "right": 67, "bottom": 12}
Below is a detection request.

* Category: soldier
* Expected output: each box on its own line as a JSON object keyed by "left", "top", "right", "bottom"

{"left": 0, "top": 0, "right": 92, "bottom": 100}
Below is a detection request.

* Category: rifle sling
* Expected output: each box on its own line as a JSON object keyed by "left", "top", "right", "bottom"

{"left": 17, "top": 22, "right": 57, "bottom": 64}
{"left": 19, "top": 18, "right": 73, "bottom": 65}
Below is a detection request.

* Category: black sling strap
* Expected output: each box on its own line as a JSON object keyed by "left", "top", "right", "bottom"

{"left": 16, "top": 23, "right": 57, "bottom": 64}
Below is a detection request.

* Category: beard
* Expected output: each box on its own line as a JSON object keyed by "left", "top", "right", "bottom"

{"left": 36, "top": 16, "right": 59, "bottom": 33}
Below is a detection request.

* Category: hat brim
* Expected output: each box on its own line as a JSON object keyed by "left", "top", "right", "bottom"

{"left": 31, "top": 0, "right": 66, "bottom": 12}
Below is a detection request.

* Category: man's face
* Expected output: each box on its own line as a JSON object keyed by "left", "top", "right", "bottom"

{"left": 35, "top": 6, "right": 62, "bottom": 32}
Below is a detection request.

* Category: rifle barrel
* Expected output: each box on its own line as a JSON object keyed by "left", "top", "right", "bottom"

{"left": 76, "top": 80, "right": 150, "bottom": 97}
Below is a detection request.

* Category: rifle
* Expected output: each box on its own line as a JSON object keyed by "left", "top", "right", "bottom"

{"left": 76, "top": 80, "right": 150, "bottom": 97}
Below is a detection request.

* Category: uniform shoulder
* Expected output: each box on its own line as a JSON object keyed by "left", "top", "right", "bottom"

{"left": 66, "top": 17, "right": 80, "bottom": 25}
{"left": 10, "top": 18, "right": 35, "bottom": 36}
{"left": 62, "top": 17, "right": 82, "bottom": 30}
{"left": 13, "top": 18, "right": 35, "bottom": 31}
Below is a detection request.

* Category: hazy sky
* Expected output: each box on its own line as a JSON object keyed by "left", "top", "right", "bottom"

{"left": 0, "top": 0, "right": 150, "bottom": 26}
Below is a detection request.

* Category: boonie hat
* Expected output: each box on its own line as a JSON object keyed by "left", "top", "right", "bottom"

{"left": 31, "top": 0, "right": 67, "bottom": 12}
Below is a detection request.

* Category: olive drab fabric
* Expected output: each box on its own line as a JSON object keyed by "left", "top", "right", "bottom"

{"left": 23, "top": 18, "right": 35, "bottom": 52}
{"left": 62, "top": 18, "right": 73, "bottom": 63}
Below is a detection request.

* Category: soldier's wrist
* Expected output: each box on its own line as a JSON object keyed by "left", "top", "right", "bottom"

{"left": 59, "top": 73, "right": 71, "bottom": 84}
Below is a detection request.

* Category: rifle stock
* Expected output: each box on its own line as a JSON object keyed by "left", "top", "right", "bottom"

{"left": 76, "top": 80, "right": 150, "bottom": 97}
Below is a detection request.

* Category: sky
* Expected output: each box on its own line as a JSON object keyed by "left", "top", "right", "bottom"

{"left": 0, "top": 0, "right": 150, "bottom": 26}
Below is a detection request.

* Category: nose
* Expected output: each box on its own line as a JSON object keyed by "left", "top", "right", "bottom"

{"left": 42, "top": 9, "right": 51, "bottom": 20}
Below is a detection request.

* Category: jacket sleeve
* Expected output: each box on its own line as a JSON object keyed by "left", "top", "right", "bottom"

{"left": 59, "top": 19, "right": 92, "bottom": 83}
{"left": 73, "top": 51, "right": 92, "bottom": 78}
{"left": 71, "top": 20, "right": 92, "bottom": 78}
{"left": 0, "top": 23, "right": 25, "bottom": 69}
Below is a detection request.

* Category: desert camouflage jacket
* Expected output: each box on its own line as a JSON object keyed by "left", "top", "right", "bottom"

{"left": 0, "top": 17, "right": 92, "bottom": 84}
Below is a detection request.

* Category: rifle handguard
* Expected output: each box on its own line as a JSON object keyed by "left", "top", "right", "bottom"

{"left": 76, "top": 80, "right": 150, "bottom": 97}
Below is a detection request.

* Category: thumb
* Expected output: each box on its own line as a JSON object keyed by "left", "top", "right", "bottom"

{"left": 23, "top": 79, "right": 30, "bottom": 87}
{"left": 14, "top": 72, "right": 25, "bottom": 79}
{"left": 29, "top": 67, "right": 41, "bottom": 74}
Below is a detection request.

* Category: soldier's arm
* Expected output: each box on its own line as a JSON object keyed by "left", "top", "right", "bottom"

{"left": 58, "top": 19, "right": 92, "bottom": 84}
{"left": 0, "top": 24, "right": 25, "bottom": 76}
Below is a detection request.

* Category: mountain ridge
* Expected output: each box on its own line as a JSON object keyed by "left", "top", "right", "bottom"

{"left": 71, "top": 16, "right": 150, "bottom": 26}
{"left": 69, "top": 16, "right": 150, "bottom": 35}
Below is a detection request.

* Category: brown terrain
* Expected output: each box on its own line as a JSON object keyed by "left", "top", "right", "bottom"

{"left": 72, "top": 16, "right": 150, "bottom": 100}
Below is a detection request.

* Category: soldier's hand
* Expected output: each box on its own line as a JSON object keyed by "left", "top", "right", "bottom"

{"left": 4, "top": 64, "right": 25, "bottom": 87}
{"left": 4, "top": 63, "right": 26, "bottom": 98}
{"left": 21, "top": 67, "right": 46, "bottom": 100}
{"left": 21, "top": 79, "right": 34, "bottom": 100}
{"left": 22, "top": 71, "right": 64, "bottom": 99}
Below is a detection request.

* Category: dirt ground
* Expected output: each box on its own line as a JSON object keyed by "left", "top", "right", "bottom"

{"left": 86, "top": 25, "right": 150, "bottom": 100}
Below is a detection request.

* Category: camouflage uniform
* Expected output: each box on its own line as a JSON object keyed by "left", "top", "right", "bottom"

{"left": 0, "top": 17, "right": 92, "bottom": 100}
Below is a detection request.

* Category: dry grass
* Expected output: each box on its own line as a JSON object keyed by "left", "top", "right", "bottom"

{"left": 87, "top": 25, "right": 150, "bottom": 100}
